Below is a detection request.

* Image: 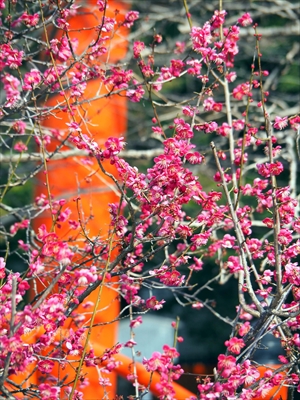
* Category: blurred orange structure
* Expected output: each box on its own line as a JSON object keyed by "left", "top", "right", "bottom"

{"left": 32, "top": 2, "right": 128, "bottom": 398}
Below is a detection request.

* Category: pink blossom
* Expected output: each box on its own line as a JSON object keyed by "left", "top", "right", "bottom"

{"left": 143, "top": 351, "right": 164, "bottom": 372}
{"left": 191, "top": 23, "right": 212, "bottom": 53}
{"left": 273, "top": 116, "right": 289, "bottom": 130}
{"left": 186, "top": 151, "right": 204, "bottom": 164}
{"left": 56, "top": 17, "right": 69, "bottom": 30}
{"left": 75, "top": 268, "right": 97, "bottom": 286}
{"left": 13, "top": 141, "right": 28, "bottom": 152}
{"left": 278, "top": 228, "right": 293, "bottom": 245}
{"left": 37, "top": 359, "right": 55, "bottom": 374}
{"left": 226, "top": 256, "right": 243, "bottom": 273}
{"left": 10, "top": 219, "right": 29, "bottom": 235}
{"left": 293, "top": 218, "right": 300, "bottom": 233}
{"left": 225, "top": 337, "right": 245, "bottom": 355}
{"left": 255, "top": 287, "right": 272, "bottom": 299}
{"left": 217, "top": 123, "right": 231, "bottom": 137}
{"left": 49, "top": 36, "right": 77, "bottom": 62}
{"left": 278, "top": 355, "right": 289, "bottom": 364}
{"left": 257, "top": 161, "right": 284, "bottom": 177}
{"left": 195, "top": 121, "right": 218, "bottom": 133}
{"left": 154, "top": 34, "right": 163, "bottom": 43}
{"left": 174, "top": 41, "right": 185, "bottom": 54}
{"left": 124, "top": 11, "right": 139, "bottom": 28}
{"left": 170, "top": 59, "right": 185, "bottom": 77}
{"left": 129, "top": 316, "right": 142, "bottom": 328}
{"left": 217, "top": 354, "right": 236, "bottom": 377}
{"left": 0, "top": 257, "right": 6, "bottom": 279}
{"left": 232, "top": 119, "right": 245, "bottom": 130}
{"left": 101, "top": 16, "right": 116, "bottom": 32}
{"left": 68, "top": 220, "right": 80, "bottom": 230}
{"left": 146, "top": 296, "right": 165, "bottom": 310}
{"left": 19, "top": 11, "right": 39, "bottom": 27}
{"left": 105, "top": 67, "right": 133, "bottom": 89}
{"left": 104, "top": 137, "right": 126, "bottom": 156}
{"left": 233, "top": 82, "right": 251, "bottom": 100}
{"left": 226, "top": 71, "right": 237, "bottom": 82}
{"left": 124, "top": 339, "right": 137, "bottom": 348}
{"left": 133, "top": 41, "right": 145, "bottom": 58}
{"left": 139, "top": 61, "right": 154, "bottom": 77}
{"left": 237, "top": 13, "right": 253, "bottom": 27}
{"left": 192, "top": 302, "right": 204, "bottom": 309}
{"left": 292, "top": 333, "right": 300, "bottom": 347}
{"left": 1, "top": 74, "right": 21, "bottom": 106}
{"left": 269, "top": 161, "right": 284, "bottom": 176}
{"left": 174, "top": 118, "right": 193, "bottom": 139}
{"left": 238, "top": 322, "right": 251, "bottom": 337}
{"left": 44, "top": 66, "right": 65, "bottom": 90}
{"left": 186, "top": 59, "right": 202, "bottom": 76}
{"left": 191, "top": 232, "right": 211, "bottom": 250}
{"left": 97, "top": 0, "right": 106, "bottom": 11}
{"left": 159, "top": 269, "right": 185, "bottom": 286}
{"left": 189, "top": 257, "right": 203, "bottom": 271}
{"left": 182, "top": 105, "right": 197, "bottom": 117}
{"left": 211, "top": 10, "right": 227, "bottom": 29}
{"left": 283, "top": 263, "right": 300, "bottom": 285}
{"left": 38, "top": 384, "right": 60, "bottom": 400}
{"left": 0, "top": 44, "right": 23, "bottom": 69}
{"left": 22, "top": 69, "right": 42, "bottom": 90}
{"left": 221, "top": 234, "right": 236, "bottom": 248}
{"left": 126, "top": 80, "right": 145, "bottom": 102}
{"left": 203, "top": 97, "right": 215, "bottom": 111}
{"left": 289, "top": 115, "right": 300, "bottom": 131}
{"left": 12, "top": 121, "right": 26, "bottom": 134}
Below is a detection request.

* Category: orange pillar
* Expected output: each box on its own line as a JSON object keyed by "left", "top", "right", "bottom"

{"left": 31, "top": 1, "right": 129, "bottom": 398}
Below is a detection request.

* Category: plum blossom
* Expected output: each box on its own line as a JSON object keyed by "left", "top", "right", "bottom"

{"left": 273, "top": 116, "right": 288, "bottom": 130}
{"left": 37, "top": 359, "right": 55, "bottom": 374}
{"left": 38, "top": 384, "right": 60, "bottom": 400}
{"left": 49, "top": 36, "right": 78, "bottom": 62}
{"left": 22, "top": 69, "right": 42, "bottom": 90}
{"left": 191, "top": 23, "right": 212, "bottom": 52}
{"left": 13, "top": 141, "right": 27, "bottom": 152}
{"left": 237, "top": 13, "right": 253, "bottom": 26}
{"left": 129, "top": 316, "right": 142, "bottom": 328}
{"left": 146, "top": 296, "right": 165, "bottom": 310}
{"left": 0, "top": 44, "right": 23, "bottom": 69}
{"left": 186, "top": 151, "right": 204, "bottom": 164}
{"left": 225, "top": 337, "right": 245, "bottom": 354}
{"left": 1, "top": 74, "right": 21, "bottom": 107}
{"left": 123, "top": 11, "right": 139, "bottom": 28}
{"left": 133, "top": 41, "right": 145, "bottom": 58}
{"left": 233, "top": 82, "right": 251, "bottom": 100}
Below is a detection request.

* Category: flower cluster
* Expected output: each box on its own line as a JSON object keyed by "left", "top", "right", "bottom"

{"left": 143, "top": 345, "right": 184, "bottom": 399}
{"left": 0, "top": 1, "right": 299, "bottom": 399}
